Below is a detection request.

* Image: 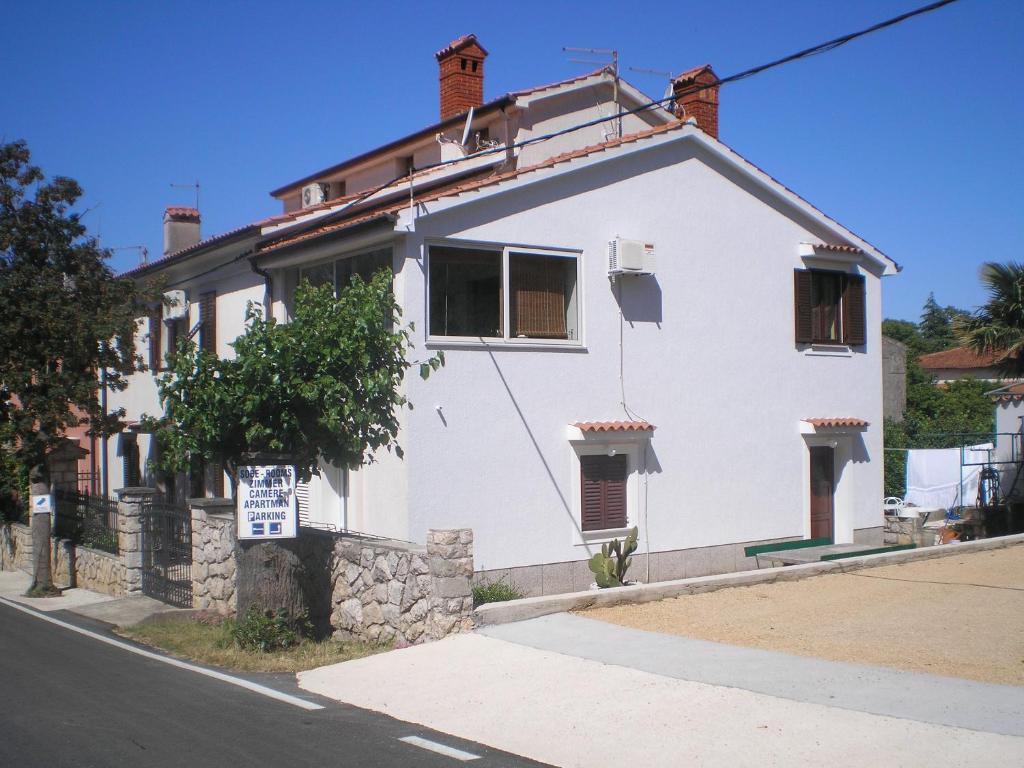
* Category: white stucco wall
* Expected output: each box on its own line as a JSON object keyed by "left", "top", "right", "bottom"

{"left": 392, "top": 136, "right": 885, "bottom": 571}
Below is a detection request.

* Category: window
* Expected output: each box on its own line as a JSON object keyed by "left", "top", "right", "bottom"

{"left": 165, "top": 316, "right": 188, "bottom": 367}
{"left": 794, "top": 269, "right": 865, "bottom": 346}
{"left": 580, "top": 454, "right": 628, "bottom": 532}
{"left": 297, "top": 248, "right": 393, "bottom": 299}
{"left": 199, "top": 291, "right": 217, "bottom": 356}
{"left": 428, "top": 244, "right": 579, "bottom": 342}
{"left": 147, "top": 307, "right": 162, "bottom": 372}
{"left": 121, "top": 435, "right": 140, "bottom": 488}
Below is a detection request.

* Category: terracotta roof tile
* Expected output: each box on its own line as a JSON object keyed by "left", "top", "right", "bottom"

{"left": 673, "top": 64, "right": 717, "bottom": 84}
{"left": 990, "top": 382, "right": 1024, "bottom": 401}
{"left": 164, "top": 206, "right": 200, "bottom": 220}
{"left": 573, "top": 421, "right": 656, "bottom": 432}
{"left": 803, "top": 417, "right": 870, "bottom": 428}
{"left": 258, "top": 121, "right": 687, "bottom": 256}
{"left": 435, "top": 34, "right": 487, "bottom": 59}
{"left": 808, "top": 243, "right": 865, "bottom": 255}
{"left": 918, "top": 347, "right": 1004, "bottom": 370}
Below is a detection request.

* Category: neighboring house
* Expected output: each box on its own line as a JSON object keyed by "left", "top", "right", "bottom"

{"left": 882, "top": 336, "right": 907, "bottom": 422}
{"left": 918, "top": 347, "right": 1015, "bottom": 384}
{"left": 106, "top": 35, "right": 899, "bottom": 594}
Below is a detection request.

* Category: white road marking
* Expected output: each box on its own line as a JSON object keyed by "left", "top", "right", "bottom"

{"left": 0, "top": 595, "right": 324, "bottom": 711}
{"left": 399, "top": 735, "right": 481, "bottom": 761}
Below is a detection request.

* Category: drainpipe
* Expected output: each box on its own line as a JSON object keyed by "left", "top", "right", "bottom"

{"left": 249, "top": 257, "right": 273, "bottom": 318}
{"left": 100, "top": 366, "right": 108, "bottom": 497}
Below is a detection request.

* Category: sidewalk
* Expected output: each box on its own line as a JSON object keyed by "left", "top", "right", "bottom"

{"left": 298, "top": 613, "right": 1024, "bottom": 767}
{"left": 0, "top": 570, "right": 182, "bottom": 625}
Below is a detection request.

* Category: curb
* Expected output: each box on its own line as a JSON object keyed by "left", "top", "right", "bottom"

{"left": 473, "top": 532, "right": 1024, "bottom": 626}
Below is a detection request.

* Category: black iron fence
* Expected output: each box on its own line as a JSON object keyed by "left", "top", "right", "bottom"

{"left": 53, "top": 491, "right": 119, "bottom": 555}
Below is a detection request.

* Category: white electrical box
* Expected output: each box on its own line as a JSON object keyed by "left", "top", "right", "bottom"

{"left": 162, "top": 290, "right": 188, "bottom": 321}
{"left": 608, "top": 238, "right": 656, "bottom": 276}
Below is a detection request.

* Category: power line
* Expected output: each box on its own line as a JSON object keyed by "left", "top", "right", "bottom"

{"left": 162, "top": 0, "right": 961, "bottom": 286}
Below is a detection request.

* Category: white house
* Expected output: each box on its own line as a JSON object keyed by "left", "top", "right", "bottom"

{"left": 107, "top": 35, "right": 899, "bottom": 595}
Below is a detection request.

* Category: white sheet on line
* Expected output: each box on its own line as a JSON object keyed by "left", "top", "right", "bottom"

{"left": 905, "top": 444, "right": 992, "bottom": 510}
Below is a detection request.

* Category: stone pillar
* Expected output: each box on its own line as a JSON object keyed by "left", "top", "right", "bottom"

{"left": 425, "top": 528, "right": 474, "bottom": 640}
{"left": 115, "top": 487, "right": 155, "bottom": 596}
{"left": 190, "top": 498, "right": 237, "bottom": 615}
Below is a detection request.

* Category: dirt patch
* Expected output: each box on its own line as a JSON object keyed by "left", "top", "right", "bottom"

{"left": 582, "top": 545, "right": 1024, "bottom": 686}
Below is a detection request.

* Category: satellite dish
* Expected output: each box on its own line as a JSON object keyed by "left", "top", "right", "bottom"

{"left": 461, "top": 106, "right": 475, "bottom": 147}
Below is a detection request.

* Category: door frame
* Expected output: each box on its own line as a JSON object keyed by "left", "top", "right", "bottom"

{"left": 801, "top": 434, "right": 854, "bottom": 543}
{"left": 809, "top": 445, "right": 836, "bottom": 541}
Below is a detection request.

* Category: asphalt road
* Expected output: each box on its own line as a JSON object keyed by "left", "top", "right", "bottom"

{"left": 0, "top": 601, "right": 548, "bottom": 767}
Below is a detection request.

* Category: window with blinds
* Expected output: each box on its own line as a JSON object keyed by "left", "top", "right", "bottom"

{"left": 794, "top": 269, "right": 865, "bottom": 346}
{"left": 427, "top": 243, "right": 580, "bottom": 342}
{"left": 580, "top": 454, "right": 628, "bottom": 531}
{"left": 148, "top": 307, "right": 162, "bottom": 372}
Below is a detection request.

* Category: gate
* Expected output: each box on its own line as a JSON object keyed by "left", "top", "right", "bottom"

{"left": 141, "top": 500, "right": 192, "bottom": 608}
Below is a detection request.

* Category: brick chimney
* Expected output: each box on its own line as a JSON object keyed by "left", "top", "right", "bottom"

{"left": 435, "top": 34, "right": 488, "bottom": 121}
{"left": 672, "top": 65, "right": 720, "bottom": 139}
{"left": 163, "top": 206, "right": 201, "bottom": 256}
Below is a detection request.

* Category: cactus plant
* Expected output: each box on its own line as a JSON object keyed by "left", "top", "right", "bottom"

{"left": 588, "top": 526, "right": 639, "bottom": 587}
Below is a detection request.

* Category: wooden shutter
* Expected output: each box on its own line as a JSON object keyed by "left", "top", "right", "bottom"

{"left": 148, "top": 307, "right": 162, "bottom": 372}
{"left": 211, "top": 462, "right": 225, "bottom": 497}
{"left": 122, "top": 438, "right": 140, "bottom": 488}
{"left": 794, "top": 269, "right": 813, "bottom": 344}
{"left": 199, "top": 291, "right": 217, "bottom": 356}
{"left": 511, "top": 256, "right": 567, "bottom": 339}
{"left": 842, "top": 274, "right": 866, "bottom": 346}
{"left": 580, "top": 454, "right": 628, "bottom": 531}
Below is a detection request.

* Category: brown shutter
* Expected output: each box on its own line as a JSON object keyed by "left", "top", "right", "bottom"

{"left": 199, "top": 291, "right": 217, "bottom": 356}
{"left": 511, "top": 256, "right": 567, "bottom": 339}
{"left": 842, "top": 274, "right": 866, "bottom": 346}
{"left": 211, "top": 462, "right": 225, "bottom": 497}
{"left": 148, "top": 307, "right": 162, "bottom": 372}
{"left": 580, "top": 454, "right": 628, "bottom": 531}
{"left": 794, "top": 269, "right": 813, "bottom": 344}
{"left": 122, "top": 438, "right": 140, "bottom": 488}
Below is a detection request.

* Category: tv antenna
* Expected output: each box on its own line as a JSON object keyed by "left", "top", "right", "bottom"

{"left": 628, "top": 66, "right": 676, "bottom": 100}
{"left": 170, "top": 180, "right": 200, "bottom": 211}
{"left": 563, "top": 46, "right": 620, "bottom": 138}
{"left": 111, "top": 245, "right": 150, "bottom": 266}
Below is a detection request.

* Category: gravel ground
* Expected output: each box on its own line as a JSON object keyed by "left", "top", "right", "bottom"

{"left": 582, "top": 545, "right": 1024, "bottom": 686}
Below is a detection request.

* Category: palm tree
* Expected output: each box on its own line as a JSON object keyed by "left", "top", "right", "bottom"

{"left": 956, "top": 262, "right": 1024, "bottom": 377}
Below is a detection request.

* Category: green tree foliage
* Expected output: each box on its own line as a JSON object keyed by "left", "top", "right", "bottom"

{"left": 0, "top": 140, "right": 148, "bottom": 591}
{"left": 151, "top": 274, "right": 443, "bottom": 486}
{"left": 956, "top": 262, "right": 1024, "bottom": 377}
{"left": 882, "top": 294, "right": 992, "bottom": 497}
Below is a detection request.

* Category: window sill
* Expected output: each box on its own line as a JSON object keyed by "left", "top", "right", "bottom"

{"left": 426, "top": 337, "right": 587, "bottom": 352}
{"left": 575, "top": 526, "right": 634, "bottom": 546}
{"left": 802, "top": 343, "right": 854, "bottom": 357}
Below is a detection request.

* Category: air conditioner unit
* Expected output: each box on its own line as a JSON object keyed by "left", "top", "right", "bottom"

{"left": 162, "top": 290, "right": 188, "bottom": 321}
{"left": 608, "top": 238, "right": 656, "bottom": 277}
{"left": 301, "top": 182, "right": 331, "bottom": 209}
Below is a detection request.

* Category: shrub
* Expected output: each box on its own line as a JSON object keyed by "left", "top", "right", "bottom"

{"left": 472, "top": 578, "right": 524, "bottom": 607}
{"left": 230, "top": 606, "right": 310, "bottom": 652}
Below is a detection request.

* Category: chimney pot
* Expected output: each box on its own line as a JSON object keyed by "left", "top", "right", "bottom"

{"left": 672, "top": 65, "right": 720, "bottom": 139}
{"left": 435, "top": 34, "right": 488, "bottom": 121}
{"left": 163, "top": 206, "right": 201, "bottom": 256}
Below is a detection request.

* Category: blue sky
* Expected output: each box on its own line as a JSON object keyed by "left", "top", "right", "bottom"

{"left": 3, "top": 0, "right": 1021, "bottom": 322}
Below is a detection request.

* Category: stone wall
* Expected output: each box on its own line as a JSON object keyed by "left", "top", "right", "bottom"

{"left": 191, "top": 499, "right": 237, "bottom": 614}
{"left": 884, "top": 515, "right": 938, "bottom": 547}
{"left": 0, "top": 522, "right": 33, "bottom": 573}
{"left": 50, "top": 538, "right": 125, "bottom": 596}
{"left": 188, "top": 499, "right": 475, "bottom": 644}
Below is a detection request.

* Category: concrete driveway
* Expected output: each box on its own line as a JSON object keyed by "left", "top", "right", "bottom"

{"left": 298, "top": 613, "right": 1024, "bottom": 767}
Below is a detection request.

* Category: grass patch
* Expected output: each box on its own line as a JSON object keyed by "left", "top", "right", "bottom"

{"left": 473, "top": 577, "right": 524, "bottom": 607}
{"left": 118, "top": 614, "right": 389, "bottom": 673}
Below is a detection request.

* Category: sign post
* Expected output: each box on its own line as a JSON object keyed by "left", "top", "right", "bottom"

{"left": 236, "top": 465, "right": 297, "bottom": 540}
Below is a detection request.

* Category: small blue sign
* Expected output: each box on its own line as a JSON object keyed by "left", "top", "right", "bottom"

{"left": 251, "top": 522, "right": 265, "bottom": 536}
{"left": 269, "top": 522, "right": 282, "bottom": 535}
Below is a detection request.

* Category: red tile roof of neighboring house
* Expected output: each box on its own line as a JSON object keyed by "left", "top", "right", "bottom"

{"left": 573, "top": 421, "right": 656, "bottom": 432}
{"left": 257, "top": 121, "right": 687, "bottom": 256}
{"left": 803, "top": 418, "right": 870, "bottom": 428}
{"left": 164, "top": 206, "right": 200, "bottom": 219}
{"left": 918, "top": 347, "right": 1004, "bottom": 370}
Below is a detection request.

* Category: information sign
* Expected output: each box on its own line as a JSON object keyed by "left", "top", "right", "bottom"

{"left": 31, "top": 494, "right": 53, "bottom": 515}
{"left": 236, "top": 465, "right": 297, "bottom": 540}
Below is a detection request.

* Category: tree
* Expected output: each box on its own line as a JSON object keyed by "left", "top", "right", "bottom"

{"left": 919, "top": 292, "right": 968, "bottom": 353}
{"left": 957, "top": 262, "right": 1024, "bottom": 377}
{"left": 0, "top": 140, "right": 146, "bottom": 595}
{"left": 151, "top": 274, "right": 442, "bottom": 625}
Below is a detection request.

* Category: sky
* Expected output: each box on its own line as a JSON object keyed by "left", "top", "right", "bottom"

{"left": 2, "top": 0, "right": 1021, "bottom": 322}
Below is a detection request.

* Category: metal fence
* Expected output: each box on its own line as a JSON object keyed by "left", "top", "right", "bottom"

{"left": 53, "top": 491, "right": 120, "bottom": 555}
{"left": 140, "top": 498, "right": 192, "bottom": 608}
